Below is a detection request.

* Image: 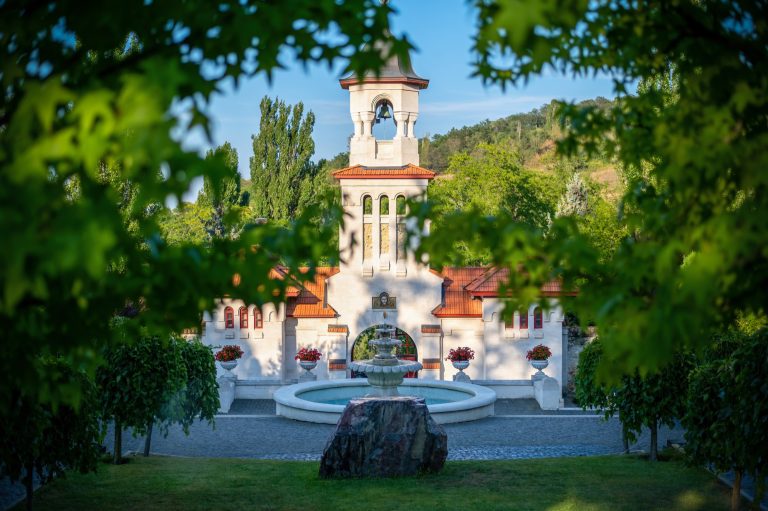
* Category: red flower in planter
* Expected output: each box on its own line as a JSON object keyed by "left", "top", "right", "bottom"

{"left": 526, "top": 344, "right": 552, "bottom": 361}
{"left": 445, "top": 347, "right": 475, "bottom": 362}
{"left": 215, "top": 345, "right": 244, "bottom": 362}
{"left": 295, "top": 347, "right": 322, "bottom": 362}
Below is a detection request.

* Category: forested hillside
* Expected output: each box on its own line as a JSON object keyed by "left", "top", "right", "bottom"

{"left": 420, "top": 97, "right": 621, "bottom": 200}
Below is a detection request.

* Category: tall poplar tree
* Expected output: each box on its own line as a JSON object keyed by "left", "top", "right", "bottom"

{"left": 250, "top": 97, "right": 316, "bottom": 222}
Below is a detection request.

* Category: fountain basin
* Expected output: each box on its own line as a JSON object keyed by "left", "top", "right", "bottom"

{"left": 274, "top": 379, "right": 496, "bottom": 424}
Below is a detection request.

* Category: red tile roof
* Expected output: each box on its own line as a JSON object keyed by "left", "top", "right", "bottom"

{"left": 332, "top": 164, "right": 436, "bottom": 180}
{"left": 284, "top": 267, "right": 340, "bottom": 318}
{"left": 328, "top": 325, "right": 349, "bottom": 333}
{"left": 464, "top": 268, "right": 576, "bottom": 297}
{"left": 432, "top": 267, "right": 487, "bottom": 318}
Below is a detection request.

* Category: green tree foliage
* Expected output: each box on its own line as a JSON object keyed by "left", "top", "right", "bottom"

{"left": 296, "top": 153, "right": 347, "bottom": 263}
{"left": 1, "top": 0, "right": 398, "bottom": 416}
{"left": 414, "top": 0, "right": 768, "bottom": 376}
{"left": 684, "top": 330, "right": 768, "bottom": 510}
{"left": 97, "top": 331, "right": 187, "bottom": 463}
{"left": 175, "top": 337, "right": 219, "bottom": 434}
{"left": 428, "top": 143, "right": 557, "bottom": 264}
{"left": 574, "top": 338, "right": 692, "bottom": 461}
{"left": 157, "top": 202, "right": 212, "bottom": 246}
{"left": 0, "top": 361, "right": 101, "bottom": 510}
{"left": 556, "top": 173, "right": 590, "bottom": 218}
{"left": 250, "top": 97, "right": 316, "bottom": 222}
{"left": 199, "top": 142, "right": 249, "bottom": 241}
{"left": 199, "top": 142, "right": 241, "bottom": 211}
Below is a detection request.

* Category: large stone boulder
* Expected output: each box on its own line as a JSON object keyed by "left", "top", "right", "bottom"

{"left": 319, "top": 396, "right": 448, "bottom": 478}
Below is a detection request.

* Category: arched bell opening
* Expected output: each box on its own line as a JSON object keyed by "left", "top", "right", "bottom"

{"left": 371, "top": 98, "right": 396, "bottom": 140}
{"left": 350, "top": 325, "right": 418, "bottom": 378}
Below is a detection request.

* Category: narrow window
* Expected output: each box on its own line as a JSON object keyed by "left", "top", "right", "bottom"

{"left": 254, "top": 307, "right": 263, "bottom": 329}
{"left": 396, "top": 195, "right": 406, "bottom": 215}
{"left": 533, "top": 307, "right": 543, "bottom": 329}
{"left": 239, "top": 306, "right": 248, "bottom": 329}
{"left": 519, "top": 310, "right": 528, "bottom": 330}
{"left": 224, "top": 306, "right": 234, "bottom": 329}
{"left": 363, "top": 195, "right": 372, "bottom": 215}
{"left": 380, "top": 195, "right": 389, "bottom": 216}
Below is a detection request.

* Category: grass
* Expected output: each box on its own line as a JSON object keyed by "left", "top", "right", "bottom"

{"left": 17, "top": 455, "right": 731, "bottom": 511}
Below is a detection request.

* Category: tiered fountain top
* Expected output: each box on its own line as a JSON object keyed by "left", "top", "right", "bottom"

{"left": 349, "top": 325, "right": 422, "bottom": 376}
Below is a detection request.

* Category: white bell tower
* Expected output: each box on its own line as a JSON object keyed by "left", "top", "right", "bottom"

{"left": 340, "top": 43, "right": 428, "bottom": 167}
{"left": 333, "top": 47, "right": 434, "bottom": 278}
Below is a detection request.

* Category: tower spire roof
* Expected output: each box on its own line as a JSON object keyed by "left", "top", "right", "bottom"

{"left": 339, "top": 26, "right": 428, "bottom": 89}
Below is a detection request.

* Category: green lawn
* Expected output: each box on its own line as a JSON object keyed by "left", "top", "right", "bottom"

{"left": 18, "top": 455, "right": 731, "bottom": 511}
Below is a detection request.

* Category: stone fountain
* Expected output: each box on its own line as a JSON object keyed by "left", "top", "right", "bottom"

{"left": 319, "top": 324, "right": 447, "bottom": 478}
{"left": 348, "top": 324, "right": 422, "bottom": 397}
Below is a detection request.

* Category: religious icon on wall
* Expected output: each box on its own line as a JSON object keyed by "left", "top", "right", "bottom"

{"left": 372, "top": 291, "right": 396, "bottom": 309}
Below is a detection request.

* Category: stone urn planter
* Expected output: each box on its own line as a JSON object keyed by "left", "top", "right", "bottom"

{"left": 295, "top": 348, "right": 322, "bottom": 382}
{"left": 299, "top": 360, "right": 318, "bottom": 372}
{"left": 298, "top": 360, "right": 318, "bottom": 382}
{"left": 530, "top": 359, "right": 549, "bottom": 381}
{"left": 219, "top": 360, "right": 238, "bottom": 373}
{"left": 446, "top": 346, "right": 475, "bottom": 383}
{"left": 451, "top": 360, "right": 471, "bottom": 383}
{"left": 527, "top": 344, "right": 552, "bottom": 381}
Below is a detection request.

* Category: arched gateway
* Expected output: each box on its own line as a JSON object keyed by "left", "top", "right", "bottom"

{"left": 351, "top": 325, "right": 418, "bottom": 378}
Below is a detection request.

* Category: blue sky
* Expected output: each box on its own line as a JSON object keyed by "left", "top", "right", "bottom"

{"left": 188, "top": 0, "right": 617, "bottom": 179}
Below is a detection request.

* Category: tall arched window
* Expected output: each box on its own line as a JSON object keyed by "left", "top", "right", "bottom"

{"left": 363, "top": 195, "right": 372, "bottom": 215}
{"left": 380, "top": 195, "right": 390, "bottom": 216}
{"left": 396, "top": 195, "right": 406, "bottom": 215}
{"left": 519, "top": 310, "right": 528, "bottom": 330}
{"left": 254, "top": 307, "right": 263, "bottom": 329}
{"left": 239, "top": 306, "right": 248, "bottom": 329}
{"left": 533, "top": 307, "right": 543, "bottom": 329}
{"left": 224, "top": 306, "right": 234, "bottom": 329}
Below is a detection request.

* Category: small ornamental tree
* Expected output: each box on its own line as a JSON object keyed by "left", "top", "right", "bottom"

{"left": 574, "top": 337, "right": 693, "bottom": 461}
{"left": 97, "top": 331, "right": 187, "bottom": 462}
{"left": 613, "top": 354, "right": 693, "bottom": 462}
{"left": 173, "top": 337, "right": 219, "bottom": 435}
{"left": 0, "top": 360, "right": 101, "bottom": 511}
{"left": 684, "top": 330, "right": 768, "bottom": 511}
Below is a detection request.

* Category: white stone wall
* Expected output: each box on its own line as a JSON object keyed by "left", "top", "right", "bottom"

{"left": 202, "top": 299, "right": 286, "bottom": 381}
{"left": 481, "top": 299, "right": 564, "bottom": 390}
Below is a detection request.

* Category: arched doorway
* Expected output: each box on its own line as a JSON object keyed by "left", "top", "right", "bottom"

{"left": 351, "top": 325, "right": 418, "bottom": 378}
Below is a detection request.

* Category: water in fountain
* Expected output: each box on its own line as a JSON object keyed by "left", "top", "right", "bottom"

{"left": 348, "top": 324, "right": 423, "bottom": 397}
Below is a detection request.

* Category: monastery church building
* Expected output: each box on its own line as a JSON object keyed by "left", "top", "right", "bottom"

{"left": 202, "top": 45, "right": 572, "bottom": 400}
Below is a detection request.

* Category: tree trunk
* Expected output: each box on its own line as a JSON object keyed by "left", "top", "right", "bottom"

{"left": 731, "top": 469, "right": 742, "bottom": 511}
{"left": 143, "top": 421, "right": 153, "bottom": 457}
{"left": 754, "top": 471, "right": 765, "bottom": 510}
{"left": 113, "top": 420, "right": 122, "bottom": 465}
{"left": 24, "top": 457, "right": 33, "bottom": 511}
{"left": 649, "top": 417, "right": 658, "bottom": 462}
{"left": 622, "top": 430, "right": 629, "bottom": 454}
